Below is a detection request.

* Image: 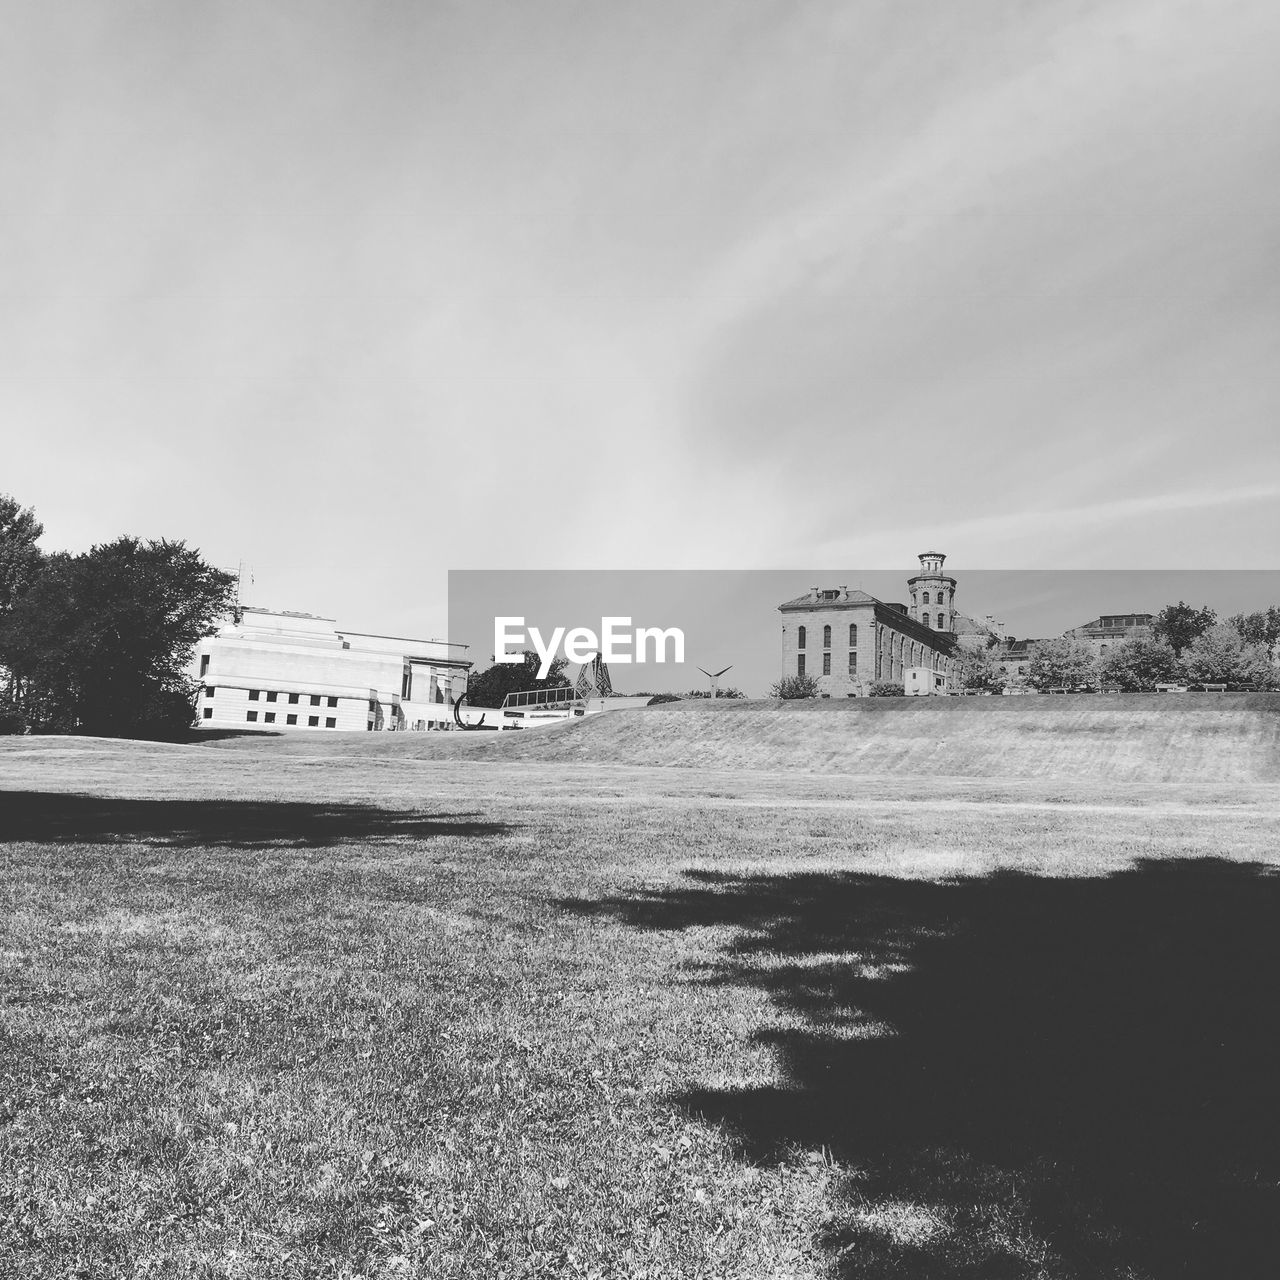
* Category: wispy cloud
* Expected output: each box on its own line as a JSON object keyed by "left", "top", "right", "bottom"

{"left": 813, "top": 484, "right": 1280, "bottom": 568}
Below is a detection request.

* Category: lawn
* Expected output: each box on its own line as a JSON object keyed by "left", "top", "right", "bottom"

{"left": 2, "top": 736, "right": 1279, "bottom": 1278}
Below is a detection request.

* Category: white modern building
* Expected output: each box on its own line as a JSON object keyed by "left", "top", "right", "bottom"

{"left": 195, "top": 608, "right": 471, "bottom": 732}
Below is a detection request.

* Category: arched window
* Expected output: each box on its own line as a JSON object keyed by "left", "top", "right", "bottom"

{"left": 797, "top": 626, "right": 806, "bottom": 650}
{"left": 823, "top": 624, "right": 831, "bottom": 649}
{"left": 922, "top": 614, "right": 930, "bottom": 629}
{"left": 922, "top": 591, "right": 931, "bottom": 605}
{"left": 848, "top": 623, "right": 857, "bottom": 646}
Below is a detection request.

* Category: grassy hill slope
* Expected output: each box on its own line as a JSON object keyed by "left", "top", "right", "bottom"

{"left": 200, "top": 693, "right": 1280, "bottom": 784}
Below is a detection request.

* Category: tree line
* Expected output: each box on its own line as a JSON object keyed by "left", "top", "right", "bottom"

{"left": 1009, "top": 602, "right": 1279, "bottom": 694}
{"left": 0, "top": 494, "right": 235, "bottom": 738}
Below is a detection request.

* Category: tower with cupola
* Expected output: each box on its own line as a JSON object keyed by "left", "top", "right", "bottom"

{"left": 907, "top": 551, "right": 957, "bottom": 633}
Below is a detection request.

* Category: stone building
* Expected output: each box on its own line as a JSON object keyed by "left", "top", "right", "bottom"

{"left": 1063, "top": 613, "right": 1154, "bottom": 659}
{"left": 778, "top": 553, "right": 988, "bottom": 696}
{"left": 195, "top": 607, "right": 471, "bottom": 731}
{"left": 994, "top": 638, "right": 1046, "bottom": 686}
{"left": 995, "top": 614, "right": 1155, "bottom": 685}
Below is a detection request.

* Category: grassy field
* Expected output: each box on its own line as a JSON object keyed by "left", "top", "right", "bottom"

{"left": 2, "top": 715, "right": 1279, "bottom": 1279}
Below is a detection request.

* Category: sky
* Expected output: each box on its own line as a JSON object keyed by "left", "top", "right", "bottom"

{"left": 4, "top": 0, "right": 1279, "bottom": 645}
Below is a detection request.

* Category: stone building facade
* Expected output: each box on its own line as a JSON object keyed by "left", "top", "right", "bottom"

{"left": 779, "top": 554, "right": 981, "bottom": 696}
{"left": 996, "top": 615, "right": 1155, "bottom": 685}
{"left": 907, "top": 551, "right": 956, "bottom": 632}
{"left": 1063, "top": 613, "right": 1154, "bottom": 659}
{"left": 778, "top": 553, "right": 1161, "bottom": 695}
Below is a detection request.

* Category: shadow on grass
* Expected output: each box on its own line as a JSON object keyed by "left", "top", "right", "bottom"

{"left": 563, "top": 859, "right": 1280, "bottom": 1278}
{"left": 0, "top": 791, "right": 514, "bottom": 848}
{"left": 182, "top": 728, "right": 286, "bottom": 743}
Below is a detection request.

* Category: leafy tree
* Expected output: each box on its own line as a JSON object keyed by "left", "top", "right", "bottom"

{"left": 0, "top": 538, "right": 236, "bottom": 737}
{"left": 464, "top": 650, "right": 571, "bottom": 709}
{"left": 0, "top": 494, "right": 45, "bottom": 726}
{"left": 769, "top": 672, "right": 819, "bottom": 699}
{"left": 868, "top": 680, "right": 905, "bottom": 697}
{"left": 1152, "top": 602, "right": 1217, "bottom": 657}
{"left": 1026, "top": 638, "right": 1098, "bottom": 692}
{"left": 958, "top": 645, "right": 1006, "bottom": 694}
{"left": 1098, "top": 637, "right": 1181, "bottom": 692}
{"left": 1229, "top": 607, "right": 1280, "bottom": 659}
{"left": 0, "top": 494, "right": 43, "bottom": 615}
{"left": 0, "top": 551, "right": 74, "bottom": 730}
{"left": 1179, "top": 624, "right": 1276, "bottom": 688}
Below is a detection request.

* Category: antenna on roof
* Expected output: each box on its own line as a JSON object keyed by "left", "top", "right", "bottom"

{"left": 697, "top": 665, "right": 733, "bottom": 698}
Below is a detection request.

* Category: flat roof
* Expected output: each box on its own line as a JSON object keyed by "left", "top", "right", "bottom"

{"left": 341, "top": 630, "right": 469, "bottom": 649}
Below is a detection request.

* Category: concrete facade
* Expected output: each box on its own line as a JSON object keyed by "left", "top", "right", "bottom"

{"left": 195, "top": 608, "right": 471, "bottom": 732}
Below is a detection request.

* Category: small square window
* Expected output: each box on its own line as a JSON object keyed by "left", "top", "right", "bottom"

{"left": 204, "top": 685, "right": 215, "bottom": 698}
{"left": 325, "top": 717, "right": 336, "bottom": 728}
{"left": 327, "top": 696, "right": 338, "bottom": 708}
{"left": 246, "top": 710, "right": 258, "bottom": 722}
{"left": 264, "top": 712, "right": 276, "bottom": 724}
{"left": 265, "top": 691, "right": 278, "bottom": 703}
{"left": 286, "top": 713, "right": 297, "bottom": 725}
{"left": 202, "top": 707, "right": 213, "bottom": 720}
{"left": 308, "top": 715, "right": 319, "bottom": 727}
{"left": 288, "top": 693, "right": 299, "bottom": 704}
{"left": 310, "top": 695, "right": 321, "bottom": 706}
{"left": 248, "top": 690, "right": 260, "bottom": 701}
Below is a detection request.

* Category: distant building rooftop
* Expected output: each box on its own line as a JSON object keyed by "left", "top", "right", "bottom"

{"left": 778, "top": 586, "right": 881, "bottom": 610}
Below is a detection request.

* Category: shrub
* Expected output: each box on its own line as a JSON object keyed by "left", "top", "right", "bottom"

{"left": 770, "top": 673, "right": 820, "bottom": 699}
{"left": 868, "top": 681, "right": 904, "bottom": 697}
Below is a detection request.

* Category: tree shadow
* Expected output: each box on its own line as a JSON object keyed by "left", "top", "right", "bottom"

{"left": 0, "top": 791, "right": 514, "bottom": 849}
{"left": 562, "top": 859, "right": 1280, "bottom": 1278}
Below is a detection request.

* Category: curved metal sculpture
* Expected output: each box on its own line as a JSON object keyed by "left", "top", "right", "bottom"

{"left": 451, "top": 690, "right": 487, "bottom": 730}
{"left": 698, "top": 664, "right": 733, "bottom": 698}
